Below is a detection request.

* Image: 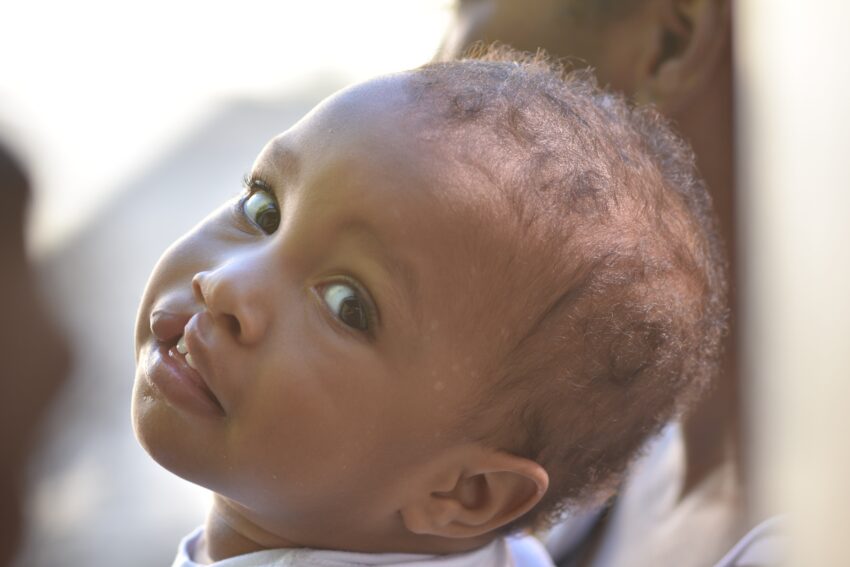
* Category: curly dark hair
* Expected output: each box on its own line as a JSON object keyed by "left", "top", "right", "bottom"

{"left": 407, "top": 46, "right": 728, "bottom": 531}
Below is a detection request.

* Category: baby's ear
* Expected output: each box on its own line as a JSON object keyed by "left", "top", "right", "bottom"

{"left": 399, "top": 448, "right": 548, "bottom": 539}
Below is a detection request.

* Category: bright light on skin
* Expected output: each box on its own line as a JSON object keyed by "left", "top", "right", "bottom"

{"left": 0, "top": 0, "right": 452, "bottom": 255}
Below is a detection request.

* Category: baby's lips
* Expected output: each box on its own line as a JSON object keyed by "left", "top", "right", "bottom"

{"left": 150, "top": 308, "right": 194, "bottom": 344}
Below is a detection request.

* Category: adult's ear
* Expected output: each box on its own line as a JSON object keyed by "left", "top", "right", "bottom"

{"left": 637, "top": 0, "right": 731, "bottom": 113}
{"left": 399, "top": 448, "right": 548, "bottom": 539}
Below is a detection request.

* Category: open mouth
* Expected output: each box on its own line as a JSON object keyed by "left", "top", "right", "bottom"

{"left": 156, "top": 333, "right": 225, "bottom": 416}
{"left": 173, "top": 334, "right": 197, "bottom": 371}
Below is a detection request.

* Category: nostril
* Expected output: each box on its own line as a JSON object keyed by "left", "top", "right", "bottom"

{"left": 192, "top": 273, "right": 207, "bottom": 305}
{"left": 222, "top": 313, "right": 241, "bottom": 338}
{"left": 191, "top": 268, "right": 260, "bottom": 343}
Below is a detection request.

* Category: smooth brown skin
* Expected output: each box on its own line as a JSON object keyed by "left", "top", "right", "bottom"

{"left": 0, "top": 144, "right": 69, "bottom": 566}
{"left": 133, "top": 75, "right": 551, "bottom": 561}
{"left": 439, "top": 0, "right": 738, "bottom": 512}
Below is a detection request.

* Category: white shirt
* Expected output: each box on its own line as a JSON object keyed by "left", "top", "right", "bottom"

{"left": 172, "top": 527, "right": 555, "bottom": 567}
{"left": 546, "top": 422, "right": 745, "bottom": 567}
{"left": 712, "top": 516, "right": 784, "bottom": 567}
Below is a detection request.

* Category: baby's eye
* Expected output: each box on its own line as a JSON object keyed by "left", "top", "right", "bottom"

{"left": 321, "top": 282, "right": 371, "bottom": 332}
{"left": 242, "top": 190, "right": 280, "bottom": 234}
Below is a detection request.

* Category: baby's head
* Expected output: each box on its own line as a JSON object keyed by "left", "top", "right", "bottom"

{"left": 133, "top": 49, "right": 726, "bottom": 555}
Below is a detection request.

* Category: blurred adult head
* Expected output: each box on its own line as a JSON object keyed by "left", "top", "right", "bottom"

{"left": 0, "top": 142, "right": 69, "bottom": 565}
{"left": 438, "top": 0, "right": 733, "bottom": 240}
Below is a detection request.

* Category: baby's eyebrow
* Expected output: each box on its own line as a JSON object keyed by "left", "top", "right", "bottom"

{"left": 254, "top": 142, "right": 302, "bottom": 189}
{"left": 339, "top": 220, "right": 421, "bottom": 328}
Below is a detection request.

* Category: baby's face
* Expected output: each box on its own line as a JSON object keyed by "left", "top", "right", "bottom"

{"left": 133, "top": 75, "right": 526, "bottom": 548}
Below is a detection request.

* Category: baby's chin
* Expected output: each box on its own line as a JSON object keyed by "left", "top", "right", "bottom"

{"left": 131, "top": 373, "right": 179, "bottom": 470}
{"left": 130, "top": 368, "right": 217, "bottom": 486}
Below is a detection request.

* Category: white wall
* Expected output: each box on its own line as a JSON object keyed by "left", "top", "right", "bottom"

{"left": 0, "top": 1, "right": 452, "bottom": 254}
{"left": 736, "top": 1, "right": 850, "bottom": 564}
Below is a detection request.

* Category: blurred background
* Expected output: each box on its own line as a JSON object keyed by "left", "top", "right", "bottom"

{"left": 2, "top": 2, "right": 451, "bottom": 565}
{"left": 3, "top": 1, "right": 850, "bottom": 566}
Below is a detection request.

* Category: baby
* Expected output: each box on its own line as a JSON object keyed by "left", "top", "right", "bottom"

{"left": 133, "top": 50, "right": 726, "bottom": 566}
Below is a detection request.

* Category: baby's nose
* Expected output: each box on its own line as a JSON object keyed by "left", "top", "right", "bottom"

{"left": 192, "top": 256, "right": 272, "bottom": 345}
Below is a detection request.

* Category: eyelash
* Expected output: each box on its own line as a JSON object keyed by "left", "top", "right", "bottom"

{"left": 242, "top": 173, "right": 272, "bottom": 195}
{"left": 235, "top": 173, "right": 279, "bottom": 233}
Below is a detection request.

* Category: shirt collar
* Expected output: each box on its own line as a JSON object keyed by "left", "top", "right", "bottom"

{"left": 173, "top": 526, "right": 517, "bottom": 567}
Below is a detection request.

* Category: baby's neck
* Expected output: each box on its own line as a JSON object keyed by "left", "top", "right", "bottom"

{"left": 199, "top": 497, "right": 297, "bottom": 562}
{"left": 199, "top": 494, "right": 498, "bottom": 561}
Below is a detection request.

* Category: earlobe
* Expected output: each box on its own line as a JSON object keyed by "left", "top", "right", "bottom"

{"left": 637, "top": 0, "right": 731, "bottom": 113}
{"left": 399, "top": 450, "right": 549, "bottom": 539}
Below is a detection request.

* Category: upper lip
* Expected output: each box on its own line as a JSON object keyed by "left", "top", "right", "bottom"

{"left": 151, "top": 308, "right": 193, "bottom": 346}
{"left": 151, "top": 306, "right": 225, "bottom": 413}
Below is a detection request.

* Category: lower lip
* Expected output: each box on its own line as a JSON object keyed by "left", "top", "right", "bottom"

{"left": 143, "top": 343, "right": 224, "bottom": 419}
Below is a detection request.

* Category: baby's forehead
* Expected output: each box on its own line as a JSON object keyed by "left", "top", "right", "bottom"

{"left": 263, "top": 73, "right": 570, "bottom": 347}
